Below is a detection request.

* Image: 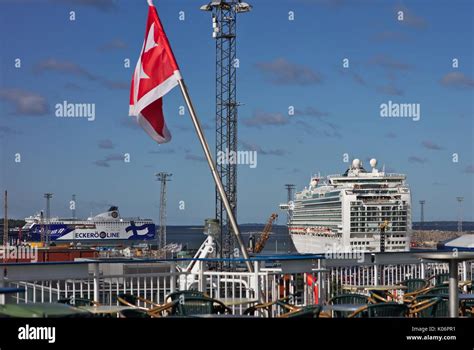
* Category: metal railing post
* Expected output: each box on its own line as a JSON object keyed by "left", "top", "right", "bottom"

{"left": 317, "top": 259, "right": 325, "bottom": 304}
{"left": 198, "top": 261, "right": 204, "bottom": 292}
{"left": 373, "top": 263, "right": 379, "bottom": 285}
{"left": 303, "top": 273, "right": 308, "bottom": 305}
{"left": 420, "top": 260, "right": 425, "bottom": 279}
{"left": 448, "top": 259, "right": 459, "bottom": 318}
{"left": 170, "top": 262, "right": 176, "bottom": 293}
{"left": 93, "top": 262, "right": 100, "bottom": 304}
{"left": 316, "top": 260, "right": 321, "bottom": 304}
{"left": 0, "top": 268, "right": 5, "bottom": 305}
{"left": 253, "top": 261, "right": 260, "bottom": 301}
{"left": 462, "top": 261, "right": 468, "bottom": 293}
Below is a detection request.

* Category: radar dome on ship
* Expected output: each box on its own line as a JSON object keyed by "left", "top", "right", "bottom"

{"left": 352, "top": 159, "right": 361, "bottom": 169}
{"left": 370, "top": 158, "right": 377, "bottom": 168}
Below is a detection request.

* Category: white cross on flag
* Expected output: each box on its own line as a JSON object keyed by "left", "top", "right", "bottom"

{"left": 129, "top": 0, "right": 181, "bottom": 143}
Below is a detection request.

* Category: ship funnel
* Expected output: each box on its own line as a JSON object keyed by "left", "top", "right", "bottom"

{"left": 94, "top": 206, "right": 120, "bottom": 220}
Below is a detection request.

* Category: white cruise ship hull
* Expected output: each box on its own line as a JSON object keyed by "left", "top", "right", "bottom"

{"left": 290, "top": 233, "right": 342, "bottom": 254}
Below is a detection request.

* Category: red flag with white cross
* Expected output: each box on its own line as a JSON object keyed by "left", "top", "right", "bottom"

{"left": 129, "top": 0, "right": 181, "bottom": 143}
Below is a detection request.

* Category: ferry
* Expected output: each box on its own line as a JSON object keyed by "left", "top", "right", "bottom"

{"left": 22, "top": 206, "right": 156, "bottom": 243}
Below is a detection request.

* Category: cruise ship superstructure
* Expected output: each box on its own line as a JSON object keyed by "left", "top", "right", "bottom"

{"left": 281, "top": 158, "right": 411, "bottom": 253}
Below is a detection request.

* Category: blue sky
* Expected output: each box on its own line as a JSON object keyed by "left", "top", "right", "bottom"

{"left": 0, "top": 0, "right": 473, "bottom": 224}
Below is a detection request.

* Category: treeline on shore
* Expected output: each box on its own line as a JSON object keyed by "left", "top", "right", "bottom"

{"left": 0, "top": 219, "right": 26, "bottom": 228}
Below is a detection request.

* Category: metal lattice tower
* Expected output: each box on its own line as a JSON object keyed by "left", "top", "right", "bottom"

{"left": 201, "top": 1, "right": 252, "bottom": 259}
{"left": 44, "top": 193, "right": 53, "bottom": 247}
{"left": 456, "top": 197, "right": 463, "bottom": 232}
{"left": 419, "top": 200, "right": 425, "bottom": 229}
{"left": 156, "top": 172, "right": 172, "bottom": 249}
{"left": 285, "top": 184, "right": 295, "bottom": 222}
{"left": 40, "top": 211, "right": 45, "bottom": 244}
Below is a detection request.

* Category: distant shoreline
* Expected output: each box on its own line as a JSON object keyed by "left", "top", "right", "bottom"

{"left": 3, "top": 219, "right": 474, "bottom": 232}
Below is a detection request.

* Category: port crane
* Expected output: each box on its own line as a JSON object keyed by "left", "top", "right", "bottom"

{"left": 252, "top": 213, "right": 278, "bottom": 254}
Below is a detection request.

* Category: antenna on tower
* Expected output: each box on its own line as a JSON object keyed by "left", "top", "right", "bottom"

{"left": 44, "top": 193, "right": 53, "bottom": 247}
{"left": 156, "top": 172, "right": 172, "bottom": 250}
{"left": 456, "top": 197, "right": 463, "bottom": 232}
{"left": 419, "top": 200, "right": 425, "bottom": 229}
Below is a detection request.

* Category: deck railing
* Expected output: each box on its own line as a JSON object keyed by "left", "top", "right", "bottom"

{"left": 1, "top": 253, "right": 472, "bottom": 315}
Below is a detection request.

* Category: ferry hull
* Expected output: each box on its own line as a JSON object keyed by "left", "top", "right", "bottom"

{"left": 28, "top": 223, "right": 156, "bottom": 241}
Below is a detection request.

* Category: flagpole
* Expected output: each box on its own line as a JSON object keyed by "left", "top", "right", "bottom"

{"left": 177, "top": 79, "right": 253, "bottom": 273}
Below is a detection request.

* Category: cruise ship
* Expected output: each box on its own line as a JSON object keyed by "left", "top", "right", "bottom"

{"left": 281, "top": 158, "right": 411, "bottom": 253}
{"left": 22, "top": 206, "right": 156, "bottom": 243}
